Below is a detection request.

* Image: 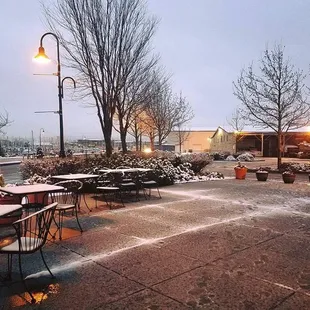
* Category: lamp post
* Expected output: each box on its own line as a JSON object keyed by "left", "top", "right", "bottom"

{"left": 39, "top": 128, "right": 44, "bottom": 147}
{"left": 34, "top": 32, "right": 76, "bottom": 158}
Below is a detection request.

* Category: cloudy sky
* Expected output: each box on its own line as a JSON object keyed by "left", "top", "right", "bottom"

{"left": 1, "top": 0, "right": 310, "bottom": 141}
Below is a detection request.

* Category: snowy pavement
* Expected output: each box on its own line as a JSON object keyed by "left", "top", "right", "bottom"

{"left": 0, "top": 175, "right": 309, "bottom": 309}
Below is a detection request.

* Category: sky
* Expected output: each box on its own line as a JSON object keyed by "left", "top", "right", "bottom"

{"left": 1, "top": 0, "right": 310, "bottom": 141}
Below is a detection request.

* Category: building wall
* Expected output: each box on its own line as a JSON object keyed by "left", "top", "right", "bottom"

{"left": 210, "top": 130, "right": 236, "bottom": 154}
{"left": 167, "top": 131, "right": 215, "bottom": 153}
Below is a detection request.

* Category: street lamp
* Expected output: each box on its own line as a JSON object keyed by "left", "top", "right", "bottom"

{"left": 39, "top": 128, "right": 44, "bottom": 147}
{"left": 34, "top": 32, "right": 76, "bottom": 158}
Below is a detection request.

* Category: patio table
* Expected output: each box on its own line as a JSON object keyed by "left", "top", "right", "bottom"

{"left": 51, "top": 173, "right": 99, "bottom": 181}
{"left": 0, "top": 184, "right": 64, "bottom": 207}
{"left": 98, "top": 168, "right": 152, "bottom": 174}
{"left": 0, "top": 205, "right": 23, "bottom": 218}
{"left": 51, "top": 174, "right": 99, "bottom": 211}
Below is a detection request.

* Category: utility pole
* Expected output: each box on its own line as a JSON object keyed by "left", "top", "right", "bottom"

{"left": 31, "top": 130, "right": 34, "bottom": 150}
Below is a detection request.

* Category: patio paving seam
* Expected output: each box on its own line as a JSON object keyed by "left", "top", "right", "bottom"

{"left": 95, "top": 287, "right": 192, "bottom": 310}
{"left": 145, "top": 233, "right": 287, "bottom": 290}
{"left": 93, "top": 288, "right": 148, "bottom": 309}
{"left": 269, "top": 292, "right": 297, "bottom": 310}
{"left": 91, "top": 258, "right": 194, "bottom": 309}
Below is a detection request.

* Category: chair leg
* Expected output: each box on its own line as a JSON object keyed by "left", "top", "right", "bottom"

{"left": 118, "top": 190, "right": 125, "bottom": 207}
{"left": 58, "top": 211, "right": 63, "bottom": 241}
{"left": 157, "top": 187, "right": 162, "bottom": 199}
{"left": 52, "top": 213, "right": 59, "bottom": 240}
{"left": 18, "top": 252, "right": 36, "bottom": 304}
{"left": 40, "top": 248, "right": 55, "bottom": 278}
{"left": 6, "top": 254, "right": 12, "bottom": 280}
{"left": 74, "top": 207, "right": 83, "bottom": 233}
{"left": 142, "top": 187, "right": 148, "bottom": 200}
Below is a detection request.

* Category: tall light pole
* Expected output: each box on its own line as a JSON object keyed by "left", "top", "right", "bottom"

{"left": 34, "top": 32, "right": 76, "bottom": 158}
{"left": 39, "top": 128, "right": 44, "bottom": 147}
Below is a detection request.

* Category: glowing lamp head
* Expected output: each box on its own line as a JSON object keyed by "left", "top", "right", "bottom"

{"left": 143, "top": 148, "right": 152, "bottom": 154}
{"left": 33, "top": 46, "right": 51, "bottom": 63}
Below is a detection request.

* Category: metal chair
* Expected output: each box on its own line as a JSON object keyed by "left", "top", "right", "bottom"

{"left": 50, "top": 180, "right": 83, "bottom": 240}
{"left": 23, "top": 192, "right": 49, "bottom": 215}
{"left": 0, "top": 202, "right": 57, "bottom": 304}
{"left": 96, "top": 172, "right": 125, "bottom": 209}
{"left": 141, "top": 170, "right": 161, "bottom": 199}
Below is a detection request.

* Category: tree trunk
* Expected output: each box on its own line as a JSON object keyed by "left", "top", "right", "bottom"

{"left": 135, "top": 134, "right": 139, "bottom": 151}
{"left": 120, "top": 131, "right": 128, "bottom": 153}
{"left": 104, "top": 133, "right": 113, "bottom": 157}
{"left": 277, "top": 132, "right": 282, "bottom": 169}
{"left": 118, "top": 117, "right": 128, "bottom": 153}
{"left": 150, "top": 135, "right": 155, "bottom": 151}
{"left": 178, "top": 133, "right": 182, "bottom": 153}
{"left": 139, "top": 134, "right": 142, "bottom": 151}
{"left": 103, "top": 119, "right": 113, "bottom": 157}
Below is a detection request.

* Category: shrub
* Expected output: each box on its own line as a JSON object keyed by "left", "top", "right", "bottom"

{"left": 236, "top": 152, "right": 255, "bottom": 162}
{"left": 21, "top": 152, "right": 213, "bottom": 186}
{"left": 211, "top": 152, "right": 225, "bottom": 161}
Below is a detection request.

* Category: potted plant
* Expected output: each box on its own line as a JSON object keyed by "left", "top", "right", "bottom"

{"left": 256, "top": 168, "right": 269, "bottom": 181}
{"left": 282, "top": 170, "right": 296, "bottom": 184}
{"left": 234, "top": 162, "right": 247, "bottom": 179}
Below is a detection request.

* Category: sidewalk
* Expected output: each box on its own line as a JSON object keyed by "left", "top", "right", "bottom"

{"left": 0, "top": 176, "right": 309, "bottom": 309}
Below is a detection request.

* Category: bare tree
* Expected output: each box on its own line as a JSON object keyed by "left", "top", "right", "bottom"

{"left": 43, "top": 0, "right": 157, "bottom": 156}
{"left": 127, "top": 109, "right": 147, "bottom": 151}
{"left": 144, "top": 72, "right": 194, "bottom": 150}
{"left": 0, "top": 110, "right": 11, "bottom": 134}
{"left": 174, "top": 124, "right": 190, "bottom": 153}
{"left": 233, "top": 44, "right": 310, "bottom": 168}
{"left": 227, "top": 108, "right": 245, "bottom": 132}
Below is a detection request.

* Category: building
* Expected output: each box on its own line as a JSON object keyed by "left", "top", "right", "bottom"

{"left": 167, "top": 130, "right": 215, "bottom": 153}
{"left": 209, "top": 127, "right": 236, "bottom": 154}
{"left": 209, "top": 127, "right": 310, "bottom": 157}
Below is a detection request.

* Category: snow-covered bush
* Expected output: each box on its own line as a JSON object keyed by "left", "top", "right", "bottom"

{"left": 225, "top": 155, "right": 237, "bottom": 161}
{"left": 211, "top": 152, "right": 226, "bottom": 161}
{"left": 236, "top": 152, "right": 255, "bottom": 162}
{"left": 279, "top": 162, "right": 310, "bottom": 172}
{"left": 20, "top": 152, "right": 213, "bottom": 186}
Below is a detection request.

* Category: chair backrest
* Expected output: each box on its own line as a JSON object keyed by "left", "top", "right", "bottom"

{"left": 51, "top": 180, "right": 83, "bottom": 206}
{"left": 12, "top": 202, "right": 58, "bottom": 253}
{"left": 141, "top": 170, "right": 158, "bottom": 182}
{"left": 108, "top": 172, "right": 125, "bottom": 186}
{"left": 53, "top": 180, "right": 83, "bottom": 191}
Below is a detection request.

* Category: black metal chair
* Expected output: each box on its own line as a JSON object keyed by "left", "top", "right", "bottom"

{"left": 50, "top": 180, "right": 83, "bottom": 240}
{"left": 111, "top": 172, "right": 141, "bottom": 201}
{"left": 0, "top": 202, "right": 57, "bottom": 304}
{"left": 141, "top": 170, "right": 161, "bottom": 199}
{"left": 22, "top": 192, "right": 49, "bottom": 215}
{"left": 96, "top": 172, "right": 126, "bottom": 209}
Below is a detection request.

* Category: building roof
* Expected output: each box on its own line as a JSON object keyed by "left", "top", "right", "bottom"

{"left": 210, "top": 126, "right": 230, "bottom": 139}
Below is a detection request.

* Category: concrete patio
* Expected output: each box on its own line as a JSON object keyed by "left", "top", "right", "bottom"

{"left": 0, "top": 170, "right": 309, "bottom": 309}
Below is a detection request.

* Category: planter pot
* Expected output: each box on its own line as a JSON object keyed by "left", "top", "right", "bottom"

{"left": 282, "top": 173, "right": 296, "bottom": 184}
{"left": 234, "top": 167, "right": 247, "bottom": 180}
{"left": 256, "top": 171, "right": 268, "bottom": 181}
